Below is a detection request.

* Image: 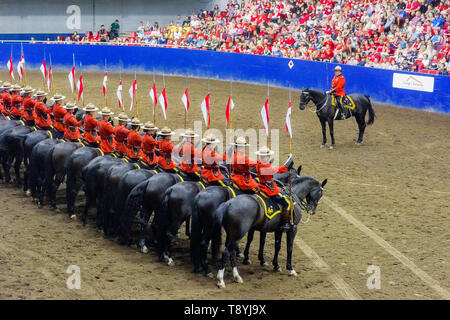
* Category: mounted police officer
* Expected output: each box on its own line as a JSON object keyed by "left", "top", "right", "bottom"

{"left": 82, "top": 103, "right": 100, "bottom": 147}
{"left": 141, "top": 121, "right": 159, "bottom": 166}
{"left": 114, "top": 112, "right": 130, "bottom": 156}
{"left": 230, "top": 136, "right": 258, "bottom": 193}
{"left": 327, "top": 65, "right": 347, "bottom": 120}
{"left": 51, "top": 94, "right": 67, "bottom": 137}
{"left": 178, "top": 128, "right": 202, "bottom": 181}
{"left": 201, "top": 133, "right": 228, "bottom": 186}
{"left": 157, "top": 126, "right": 178, "bottom": 173}
{"left": 255, "top": 146, "right": 293, "bottom": 231}
{"left": 98, "top": 107, "right": 116, "bottom": 154}
{"left": 63, "top": 102, "right": 82, "bottom": 142}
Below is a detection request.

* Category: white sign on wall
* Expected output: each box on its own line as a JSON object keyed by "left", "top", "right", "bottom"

{"left": 66, "top": 5, "right": 81, "bottom": 30}
{"left": 392, "top": 73, "right": 434, "bottom": 93}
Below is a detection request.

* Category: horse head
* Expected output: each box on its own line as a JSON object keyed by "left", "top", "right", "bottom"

{"left": 293, "top": 176, "right": 327, "bottom": 214}
{"left": 299, "top": 87, "right": 311, "bottom": 110}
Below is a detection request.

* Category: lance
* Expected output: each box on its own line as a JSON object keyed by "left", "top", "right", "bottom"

{"left": 288, "top": 88, "right": 294, "bottom": 224}
{"left": 267, "top": 80, "right": 270, "bottom": 147}
{"left": 134, "top": 71, "right": 139, "bottom": 119}
{"left": 80, "top": 61, "right": 84, "bottom": 107}
{"left": 153, "top": 72, "right": 156, "bottom": 124}
{"left": 184, "top": 76, "right": 188, "bottom": 129}
{"left": 49, "top": 53, "right": 55, "bottom": 95}
{"left": 104, "top": 58, "right": 108, "bottom": 107}
{"left": 21, "top": 43, "right": 28, "bottom": 86}
{"left": 163, "top": 72, "right": 167, "bottom": 127}
{"left": 9, "top": 45, "right": 13, "bottom": 82}
{"left": 72, "top": 54, "right": 76, "bottom": 102}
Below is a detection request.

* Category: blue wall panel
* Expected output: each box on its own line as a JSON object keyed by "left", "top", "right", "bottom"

{"left": 1, "top": 43, "right": 449, "bottom": 113}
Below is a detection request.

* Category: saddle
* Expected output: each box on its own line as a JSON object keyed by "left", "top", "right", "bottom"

{"left": 331, "top": 95, "right": 355, "bottom": 110}
{"left": 254, "top": 193, "right": 282, "bottom": 220}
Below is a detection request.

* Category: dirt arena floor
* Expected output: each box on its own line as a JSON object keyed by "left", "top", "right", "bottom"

{"left": 0, "top": 70, "right": 449, "bottom": 300}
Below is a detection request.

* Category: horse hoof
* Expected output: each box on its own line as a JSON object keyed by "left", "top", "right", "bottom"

{"left": 261, "top": 261, "right": 269, "bottom": 267}
{"left": 288, "top": 269, "right": 298, "bottom": 277}
{"left": 329, "top": 145, "right": 335, "bottom": 150}
{"left": 243, "top": 259, "right": 251, "bottom": 265}
{"left": 70, "top": 214, "right": 77, "bottom": 220}
{"left": 206, "top": 272, "right": 214, "bottom": 279}
{"left": 167, "top": 258, "right": 174, "bottom": 266}
{"left": 140, "top": 246, "right": 149, "bottom": 254}
{"left": 98, "top": 229, "right": 105, "bottom": 236}
{"left": 356, "top": 142, "right": 362, "bottom": 146}
{"left": 320, "top": 144, "right": 326, "bottom": 148}
{"left": 25, "top": 190, "right": 31, "bottom": 197}
{"left": 274, "top": 266, "right": 282, "bottom": 272}
{"left": 238, "top": 252, "right": 245, "bottom": 259}
{"left": 233, "top": 275, "right": 243, "bottom": 284}
{"left": 217, "top": 281, "right": 226, "bottom": 289}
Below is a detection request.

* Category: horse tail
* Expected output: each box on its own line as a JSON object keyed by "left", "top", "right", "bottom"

{"left": 43, "top": 146, "right": 55, "bottom": 200}
{"left": 65, "top": 154, "right": 76, "bottom": 214}
{"left": 156, "top": 187, "right": 173, "bottom": 253}
{"left": 365, "top": 95, "right": 375, "bottom": 125}
{"left": 119, "top": 179, "right": 149, "bottom": 243}
{"left": 211, "top": 201, "right": 230, "bottom": 261}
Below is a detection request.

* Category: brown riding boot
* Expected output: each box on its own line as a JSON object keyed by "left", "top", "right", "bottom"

{"left": 280, "top": 207, "right": 293, "bottom": 232}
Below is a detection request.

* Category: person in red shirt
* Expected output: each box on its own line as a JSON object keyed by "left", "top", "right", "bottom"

{"left": 177, "top": 128, "right": 202, "bottom": 181}
{"left": 9, "top": 85, "right": 23, "bottom": 120}
{"left": 201, "top": 133, "right": 228, "bottom": 186}
{"left": 33, "top": 90, "right": 53, "bottom": 130}
{"left": 231, "top": 136, "right": 258, "bottom": 192}
{"left": 157, "top": 126, "right": 179, "bottom": 173}
{"left": 82, "top": 103, "right": 100, "bottom": 147}
{"left": 114, "top": 112, "right": 130, "bottom": 156}
{"left": 327, "top": 65, "right": 347, "bottom": 119}
{"left": 51, "top": 94, "right": 67, "bottom": 135}
{"left": 126, "top": 118, "right": 143, "bottom": 160}
{"left": 141, "top": 122, "right": 159, "bottom": 166}
{"left": 125, "top": 118, "right": 143, "bottom": 160}
{"left": 97, "top": 107, "right": 116, "bottom": 154}
{"left": 0, "top": 83, "right": 12, "bottom": 118}
{"left": 21, "top": 86, "right": 36, "bottom": 125}
{"left": 255, "top": 146, "right": 292, "bottom": 231}
{"left": 63, "top": 102, "right": 82, "bottom": 142}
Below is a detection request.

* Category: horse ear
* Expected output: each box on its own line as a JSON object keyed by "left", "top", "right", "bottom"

{"left": 321, "top": 179, "right": 328, "bottom": 188}
{"left": 297, "top": 165, "right": 302, "bottom": 175}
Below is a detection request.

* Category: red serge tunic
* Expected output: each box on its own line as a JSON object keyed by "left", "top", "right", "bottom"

{"left": 256, "top": 160, "right": 288, "bottom": 196}
{"left": 231, "top": 151, "right": 258, "bottom": 190}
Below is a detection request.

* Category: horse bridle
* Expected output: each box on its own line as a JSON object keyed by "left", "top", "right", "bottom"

{"left": 301, "top": 91, "right": 329, "bottom": 114}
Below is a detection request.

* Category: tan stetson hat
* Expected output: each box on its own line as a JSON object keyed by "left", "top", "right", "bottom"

{"left": 232, "top": 136, "right": 249, "bottom": 146}
{"left": 201, "top": 133, "right": 220, "bottom": 144}
{"left": 130, "top": 118, "right": 143, "bottom": 126}
{"left": 255, "top": 146, "right": 274, "bottom": 156}
{"left": 64, "top": 102, "right": 77, "bottom": 110}
{"left": 10, "top": 84, "right": 22, "bottom": 92}
{"left": 83, "top": 103, "right": 98, "bottom": 112}
{"left": 181, "top": 128, "right": 199, "bottom": 138}
{"left": 21, "top": 86, "right": 35, "bottom": 94}
{"left": 98, "top": 107, "right": 114, "bottom": 116}
{"left": 114, "top": 112, "right": 129, "bottom": 122}
{"left": 157, "top": 126, "right": 175, "bottom": 136}
{"left": 51, "top": 94, "right": 66, "bottom": 102}
{"left": 34, "top": 90, "right": 48, "bottom": 97}
{"left": 334, "top": 65, "right": 342, "bottom": 71}
{"left": 1, "top": 82, "right": 11, "bottom": 89}
{"left": 142, "top": 121, "right": 158, "bottom": 131}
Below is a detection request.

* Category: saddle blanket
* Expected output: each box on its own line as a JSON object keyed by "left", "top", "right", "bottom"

{"left": 331, "top": 95, "right": 356, "bottom": 110}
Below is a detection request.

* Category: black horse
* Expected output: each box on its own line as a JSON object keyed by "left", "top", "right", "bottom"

{"left": 214, "top": 176, "right": 327, "bottom": 288}
{"left": 28, "top": 138, "right": 61, "bottom": 203}
{"left": 106, "top": 167, "right": 157, "bottom": 238}
{"left": 299, "top": 88, "right": 375, "bottom": 148}
{"left": 190, "top": 166, "right": 302, "bottom": 276}
{"left": 66, "top": 147, "right": 104, "bottom": 217}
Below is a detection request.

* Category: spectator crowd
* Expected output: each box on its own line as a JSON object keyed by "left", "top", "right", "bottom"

{"left": 44, "top": 0, "right": 450, "bottom": 75}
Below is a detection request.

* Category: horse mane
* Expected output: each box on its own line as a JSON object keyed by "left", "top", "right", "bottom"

{"left": 293, "top": 175, "right": 320, "bottom": 186}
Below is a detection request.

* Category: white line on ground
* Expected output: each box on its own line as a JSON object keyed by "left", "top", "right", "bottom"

{"left": 346, "top": 181, "right": 450, "bottom": 194}
{"left": 295, "top": 238, "right": 362, "bottom": 300}
{"left": 322, "top": 196, "right": 450, "bottom": 300}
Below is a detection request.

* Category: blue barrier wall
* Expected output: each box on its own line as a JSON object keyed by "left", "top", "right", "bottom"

{"left": 1, "top": 43, "right": 449, "bottom": 113}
